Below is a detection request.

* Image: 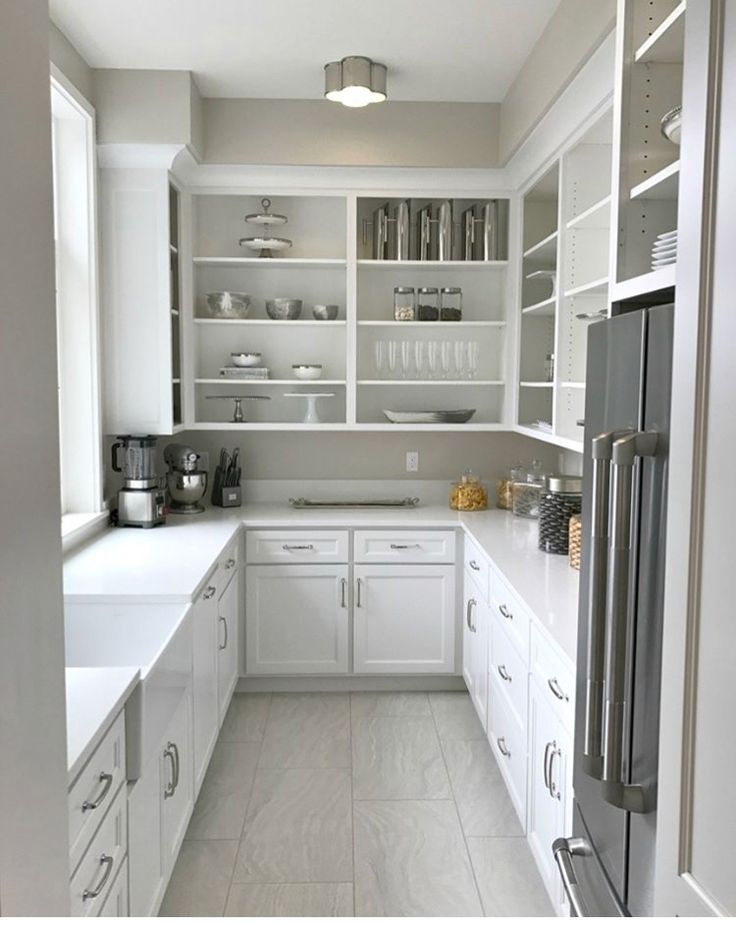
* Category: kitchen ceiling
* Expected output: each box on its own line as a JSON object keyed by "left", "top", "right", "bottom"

{"left": 49, "top": 0, "right": 562, "bottom": 101}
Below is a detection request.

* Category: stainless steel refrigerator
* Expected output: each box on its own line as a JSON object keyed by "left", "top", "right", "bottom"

{"left": 553, "top": 304, "right": 674, "bottom": 916}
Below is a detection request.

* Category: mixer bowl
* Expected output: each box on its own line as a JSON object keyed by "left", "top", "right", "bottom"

{"left": 166, "top": 471, "right": 207, "bottom": 514}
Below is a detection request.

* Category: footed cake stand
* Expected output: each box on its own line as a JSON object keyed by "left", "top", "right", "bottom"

{"left": 283, "top": 392, "right": 336, "bottom": 424}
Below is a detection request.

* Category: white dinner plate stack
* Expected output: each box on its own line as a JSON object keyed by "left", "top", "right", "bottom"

{"left": 651, "top": 229, "right": 678, "bottom": 270}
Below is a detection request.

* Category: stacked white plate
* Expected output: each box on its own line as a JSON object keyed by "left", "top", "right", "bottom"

{"left": 651, "top": 229, "right": 677, "bottom": 269}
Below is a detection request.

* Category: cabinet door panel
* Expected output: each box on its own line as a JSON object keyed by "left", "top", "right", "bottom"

{"left": 217, "top": 568, "right": 240, "bottom": 718}
{"left": 161, "top": 689, "right": 193, "bottom": 878}
{"left": 191, "top": 587, "right": 218, "bottom": 794}
{"left": 127, "top": 750, "right": 165, "bottom": 917}
{"left": 354, "top": 565, "right": 455, "bottom": 674}
{"left": 246, "top": 565, "right": 349, "bottom": 674}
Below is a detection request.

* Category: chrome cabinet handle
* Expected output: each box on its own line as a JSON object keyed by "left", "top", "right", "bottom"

{"left": 548, "top": 743, "right": 562, "bottom": 800}
{"left": 282, "top": 543, "right": 315, "bottom": 551}
{"left": 543, "top": 741, "right": 552, "bottom": 792}
{"left": 224, "top": 558, "right": 236, "bottom": 569}
{"left": 219, "top": 615, "right": 228, "bottom": 650}
{"left": 601, "top": 431, "right": 657, "bottom": 814}
{"left": 469, "top": 559, "right": 481, "bottom": 571}
{"left": 548, "top": 677, "right": 569, "bottom": 702}
{"left": 82, "top": 772, "right": 113, "bottom": 812}
{"left": 552, "top": 838, "right": 592, "bottom": 917}
{"left": 466, "top": 598, "right": 477, "bottom": 632}
{"left": 389, "top": 543, "right": 420, "bottom": 549}
{"left": 163, "top": 743, "right": 176, "bottom": 798}
{"left": 497, "top": 736, "right": 511, "bottom": 758}
{"left": 340, "top": 577, "right": 347, "bottom": 608}
{"left": 171, "top": 742, "right": 180, "bottom": 793}
{"left": 203, "top": 585, "right": 216, "bottom": 600}
{"left": 497, "top": 664, "right": 511, "bottom": 682}
{"left": 498, "top": 603, "right": 513, "bottom": 621}
{"left": 82, "top": 854, "right": 114, "bottom": 901}
{"left": 356, "top": 577, "right": 362, "bottom": 608}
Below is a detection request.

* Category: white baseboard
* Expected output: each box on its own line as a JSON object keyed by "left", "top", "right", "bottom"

{"left": 235, "top": 674, "right": 467, "bottom": 693}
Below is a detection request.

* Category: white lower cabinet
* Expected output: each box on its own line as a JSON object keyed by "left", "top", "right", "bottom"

{"left": 246, "top": 564, "right": 349, "bottom": 674}
{"left": 488, "top": 674, "right": 528, "bottom": 827}
{"left": 98, "top": 859, "right": 128, "bottom": 917}
{"left": 217, "top": 568, "right": 240, "bottom": 716}
{"left": 191, "top": 582, "right": 219, "bottom": 795}
{"left": 353, "top": 564, "right": 455, "bottom": 674}
{"left": 527, "top": 674, "right": 572, "bottom": 913}
{"left": 462, "top": 569, "right": 489, "bottom": 726}
{"left": 128, "top": 688, "right": 193, "bottom": 917}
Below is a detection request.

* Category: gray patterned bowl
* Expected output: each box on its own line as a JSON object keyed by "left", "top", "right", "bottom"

{"left": 205, "top": 291, "right": 251, "bottom": 319}
{"left": 312, "top": 304, "right": 339, "bottom": 320}
{"left": 265, "top": 298, "right": 302, "bottom": 320}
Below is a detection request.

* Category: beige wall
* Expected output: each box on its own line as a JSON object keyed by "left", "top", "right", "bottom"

{"left": 49, "top": 20, "right": 93, "bottom": 100}
{"left": 0, "top": 1, "right": 71, "bottom": 913}
{"left": 203, "top": 99, "right": 500, "bottom": 168}
{"left": 499, "top": 0, "right": 616, "bottom": 163}
{"left": 94, "top": 68, "right": 196, "bottom": 146}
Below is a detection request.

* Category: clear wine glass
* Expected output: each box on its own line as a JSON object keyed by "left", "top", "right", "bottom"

{"left": 414, "top": 340, "right": 426, "bottom": 379}
{"left": 387, "top": 340, "right": 398, "bottom": 379}
{"left": 400, "top": 341, "right": 411, "bottom": 379}
{"left": 440, "top": 340, "right": 452, "bottom": 379}
{"left": 427, "top": 341, "right": 439, "bottom": 379}
{"left": 453, "top": 341, "right": 466, "bottom": 380}
{"left": 374, "top": 339, "right": 385, "bottom": 378}
{"left": 466, "top": 340, "right": 480, "bottom": 380}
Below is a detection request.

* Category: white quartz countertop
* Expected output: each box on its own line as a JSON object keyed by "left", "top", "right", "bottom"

{"left": 63, "top": 502, "right": 579, "bottom": 662}
{"left": 65, "top": 666, "right": 139, "bottom": 783}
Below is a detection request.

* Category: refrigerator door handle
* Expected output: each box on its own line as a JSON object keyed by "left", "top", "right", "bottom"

{"left": 583, "top": 430, "right": 632, "bottom": 780}
{"left": 601, "top": 431, "right": 658, "bottom": 814}
{"left": 552, "top": 837, "right": 592, "bottom": 916}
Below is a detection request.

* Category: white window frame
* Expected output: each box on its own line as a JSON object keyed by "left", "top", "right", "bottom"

{"left": 50, "top": 66, "right": 105, "bottom": 549}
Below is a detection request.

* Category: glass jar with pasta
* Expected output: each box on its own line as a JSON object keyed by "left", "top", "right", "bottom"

{"left": 450, "top": 469, "right": 489, "bottom": 511}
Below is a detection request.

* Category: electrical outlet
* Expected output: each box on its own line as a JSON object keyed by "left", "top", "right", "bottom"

{"left": 406, "top": 451, "right": 419, "bottom": 473}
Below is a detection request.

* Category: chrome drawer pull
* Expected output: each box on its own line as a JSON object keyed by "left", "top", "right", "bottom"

{"left": 466, "top": 598, "right": 477, "bottom": 632}
{"left": 83, "top": 854, "right": 114, "bottom": 901}
{"left": 469, "top": 559, "right": 481, "bottom": 571}
{"left": 219, "top": 615, "right": 228, "bottom": 650}
{"left": 543, "top": 741, "right": 552, "bottom": 792}
{"left": 224, "top": 558, "right": 236, "bottom": 569}
{"left": 203, "top": 585, "right": 216, "bottom": 600}
{"left": 282, "top": 543, "right": 315, "bottom": 551}
{"left": 497, "top": 664, "right": 511, "bottom": 683}
{"left": 548, "top": 677, "right": 569, "bottom": 702}
{"left": 340, "top": 577, "right": 347, "bottom": 608}
{"left": 499, "top": 603, "right": 513, "bottom": 620}
{"left": 389, "top": 543, "right": 420, "bottom": 549}
{"left": 81, "top": 772, "right": 114, "bottom": 812}
{"left": 356, "top": 577, "right": 363, "bottom": 608}
{"left": 163, "top": 744, "right": 176, "bottom": 798}
{"left": 549, "top": 744, "right": 562, "bottom": 801}
{"left": 497, "top": 736, "right": 511, "bottom": 758}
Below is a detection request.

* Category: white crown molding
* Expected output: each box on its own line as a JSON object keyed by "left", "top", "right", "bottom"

{"left": 96, "top": 143, "right": 187, "bottom": 169}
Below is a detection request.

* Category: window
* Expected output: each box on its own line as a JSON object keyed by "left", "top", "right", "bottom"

{"left": 50, "top": 68, "right": 104, "bottom": 545}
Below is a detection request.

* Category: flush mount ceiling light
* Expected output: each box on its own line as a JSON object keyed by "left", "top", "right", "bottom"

{"left": 324, "top": 56, "right": 387, "bottom": 108}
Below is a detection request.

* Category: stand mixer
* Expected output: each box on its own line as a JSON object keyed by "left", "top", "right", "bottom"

{"left": 163, "top": 444, "right": 208, "bottom": 515}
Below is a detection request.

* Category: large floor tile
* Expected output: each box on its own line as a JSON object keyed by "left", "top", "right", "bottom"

{"left": 429, "top": 692, "right": 486, "bottom": 741}
{"left": 353, "top": 800, "right": 483, "bottom": 916}
{"left": 351, "top": 691, "right": 431, "bottom": 718}
{"left": 258, "top": 694, "right": 350, "bottom": 769}
{"left": 352, "top": 716, "right": 451, "bottom": 800}
{"left": 185, "top": 741, "right": 260, "bottom": 840}
{"left": 233, "top": 768, "right": 353, "bottom": 883}
{"left": 442, "top": 738, "right": 523, "bottom": 837}
{"left": 219, "top": 693, "right": 271, "bottom": 742}
{"left": 159, "top": 840, "right": 238, "bottom": 916}
{"left": 225, "top": 882, "right": 354, "bottom": 917}
{"left": 467, "top": 837, "right": 554, "bottom": 916}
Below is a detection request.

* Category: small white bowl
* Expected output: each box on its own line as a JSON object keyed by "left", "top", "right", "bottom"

{"left": 292, "top": 364, "right": 323, "bottom": 381}
{"left": 231, "top": 352, "right": 262, "bottom": 367}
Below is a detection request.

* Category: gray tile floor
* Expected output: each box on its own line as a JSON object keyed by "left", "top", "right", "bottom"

{"left": 160, "top": 692, "right": 553, "bottom": 917}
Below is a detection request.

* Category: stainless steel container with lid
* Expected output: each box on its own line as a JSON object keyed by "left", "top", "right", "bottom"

{"left": 417, "top": 286, "right": 439, "bottom": 321}
{"left": 393, "top": 286, "right": 415, "bottom": 321}
{"left": 538, "top": 475, "right": 583, "bottom": 554}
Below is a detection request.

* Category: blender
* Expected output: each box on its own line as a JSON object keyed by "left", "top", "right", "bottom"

{"left": 112, "top": 435, "right": 166, "bottom": 528}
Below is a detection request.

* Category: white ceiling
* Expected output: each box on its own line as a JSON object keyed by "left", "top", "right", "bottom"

{"left": 50, "top": 0, "right": 562, "bottom": 102}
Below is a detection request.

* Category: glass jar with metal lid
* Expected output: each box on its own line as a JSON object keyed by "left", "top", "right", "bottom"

{"left": 416, "top": 287, "right": 439, "bottom": 321}
{"left": 440, "top": 287, "right": 463, "bottom": 321}
{"left": 393, "top": 286, "right": 415, "bottom": 321}
{"left": 538, "top": 475, "right": 583, "bottom": 554}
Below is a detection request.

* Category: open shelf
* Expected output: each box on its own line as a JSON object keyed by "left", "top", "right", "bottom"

{"left": 357, "top": 379, "right": 504, "bottom": 386}
{"left": 566, "top": 196, "right": 611, "bottom": 231}
{"left": 520, "top": 381, "right": 554, "bottom": 388}
{"left": 356, "top": 260, "right": 508, "bottom": 270}
{"left": 560, "top": 381, "right": 586, "bottom": 389}
{"left": 612, "top": 264, "right": 676, "bottom": 302}
{"left": 564, "top": 277, "right": 609, "bottom": 298}
{"left": 357, "top": 320, "right": 505, "bottom": 328}
{"left": 516, "top": 424, "right": 583, "bottom": 453}
{"left": 193, "top": 257, "right": 347, "bottom": 268}
{"left": 193, "top": 318, "right": 346, "bottom": 327}
{"left": 634, "top": 1, "right": 686, "bottom": 64}
{"left": 189, "top": 422, "right": 509, "bottom": 432}
{"left": 195, "top": 379, "right": 347, "bottom": 386}
{"left": 522, "top": 297, "right": 556, "bottom": 316}
{"left": 523, "top": 230, "right": 558, "bottom": 263}
{"left": 630, "top": 160, "right": 680, "bottom": 201}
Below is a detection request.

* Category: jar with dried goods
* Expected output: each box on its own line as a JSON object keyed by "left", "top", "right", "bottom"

{"left": 450, "top": 469, "right": 489, "bottom": 511}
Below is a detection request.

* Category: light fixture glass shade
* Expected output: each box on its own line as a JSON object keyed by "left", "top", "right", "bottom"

{"left": 324, "top": 56, "right": 387, "bottom": 107}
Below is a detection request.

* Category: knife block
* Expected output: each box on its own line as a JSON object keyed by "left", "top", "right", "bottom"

{"left": 212, "top": 484, "right": 242, "bottom": 508}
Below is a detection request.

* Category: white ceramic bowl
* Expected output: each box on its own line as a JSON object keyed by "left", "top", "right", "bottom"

{"left": 231, "top": 352, "right": 262, "bottom": 367}
{"left": 292, "top": 364, "right": 323, "bottom": 381}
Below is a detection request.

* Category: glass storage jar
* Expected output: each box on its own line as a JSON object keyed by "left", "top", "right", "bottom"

{"left": 450, "top": 469, "right": 488, "bottom": 511}
{"left": 538, "top": 476, "right": 583, "bottom": 554}
{"left": 512, "top": 460, "right": 545, "bottom": 519}
{"left": 417, "top": 287, "right": 439, "bottom": 321}
{"left": 393, "top": 286, "right": 415, "bottom": 321}
{"left": 496, "top": 462, "right": 525, "bottom": 510}
{"left": 440, "top": 287, "right": 463, "bottom": 321}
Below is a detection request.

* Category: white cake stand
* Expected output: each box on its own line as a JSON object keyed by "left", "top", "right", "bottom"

{"left": 283, "top": 392, "right": 336, "bottom": 424}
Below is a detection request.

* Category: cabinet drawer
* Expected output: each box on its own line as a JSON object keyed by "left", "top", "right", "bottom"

{"left": 490, "top": 619, "right": 529, "bottom": 730}
{"left": 489, "top": 569, "right": 531, "bottom": 661}
{"left": 215, "top": 535, "right": 241, "bottom": 596}
{"left": 463, "top": 534, "right": 490, "bottom": 600}
{"left": 70, "top": 784, "right": 127, "bottom": 916}
{"left": 354, "top": 530, "right": 456, "bottom": 564}
{"left": 99, "top": 858, "right": 128, "bottom": 917}
{"left": 488, "top": 676, "right": 527, "bottom": 827}
{"left": 68, "top": 710, "right": 126, "bottom": 874}
{"left": 530, "top": 626, "right": 576, "bottom": 732}
{"left": 246, "top": 530, "right": 349, "bottom": 564}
